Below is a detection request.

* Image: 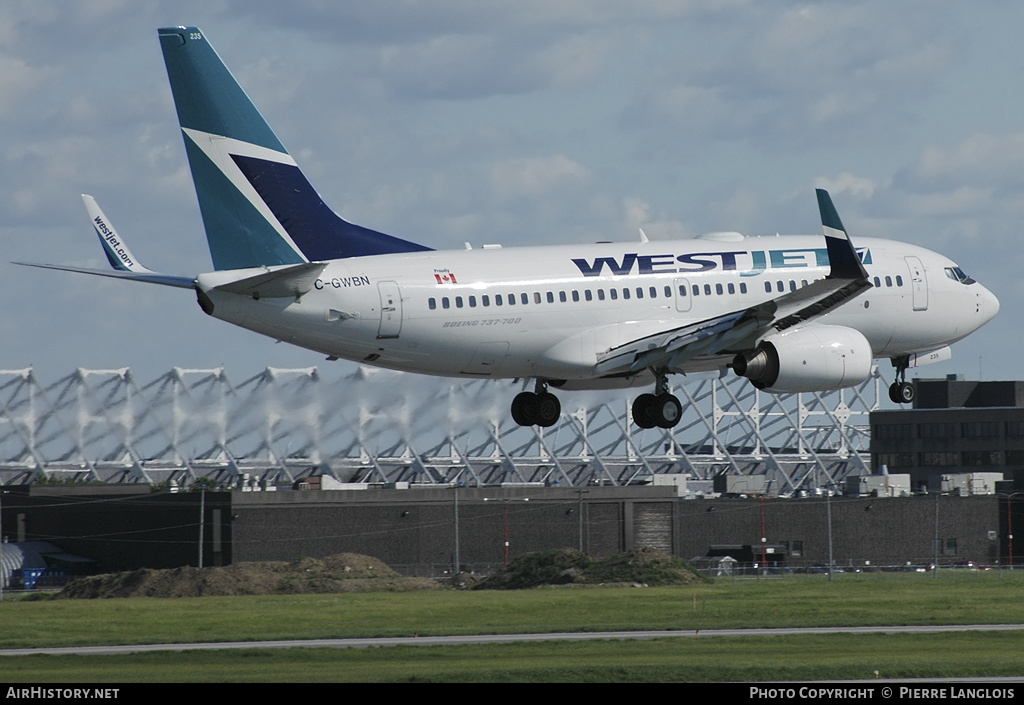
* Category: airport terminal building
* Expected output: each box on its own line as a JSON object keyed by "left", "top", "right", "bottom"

{"left": 2, "top": 482, "right": 1018, "bottom": 580}
{"left": 870, "top": 379, "right": 1024, "bottom": 494}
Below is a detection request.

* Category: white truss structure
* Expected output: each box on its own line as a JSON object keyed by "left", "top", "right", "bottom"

{"left": 0, "top": 366, "right": 883, "bottom": 492}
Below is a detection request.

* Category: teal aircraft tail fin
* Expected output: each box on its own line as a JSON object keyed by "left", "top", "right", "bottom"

{"left": 158, "top": 26, "right": 431, "bottom": 271}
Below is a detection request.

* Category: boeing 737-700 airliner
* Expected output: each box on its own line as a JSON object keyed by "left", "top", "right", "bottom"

{"left": 20, "top": 27, "right": 1000, "bottom": 430}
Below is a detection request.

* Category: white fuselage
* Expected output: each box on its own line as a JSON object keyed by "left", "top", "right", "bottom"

{"left": 197, "top": 233, "right": 998, "bottom": 388}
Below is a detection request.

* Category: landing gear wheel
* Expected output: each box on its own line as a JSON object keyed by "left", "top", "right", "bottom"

{"left": 633, "top": 393, "right": 682, "bottom": 429}
{"left": 898, "top": 382, "right": 915, "bottom": 404}
{"left": 511, "top": 387, "right": 562, "bottom": 427}
{"left": 889, "top": 358, "right": 915, "bottom": 405}
{"left": 534, "top": 392, "right": 561, "bottom": 427}
{"left": 632, "top": 394, "right": 657, "bottom": 429}
{"left": 888, "top": 382, "right": 902, "bottom": 404}
{"left": 652, "top": 393, "right": 682, "bottom": 429}
{"left": 511, "top": 392, "right": 535, "bottom": 426}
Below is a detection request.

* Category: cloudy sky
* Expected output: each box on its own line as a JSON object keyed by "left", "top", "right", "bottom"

{"left": 1, "top": 1, "right": 1019, "bottom": 392}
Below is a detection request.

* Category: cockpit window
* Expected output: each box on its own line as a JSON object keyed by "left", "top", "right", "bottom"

{"left": 944, "top": 266, "right": 976, "bottom": 285}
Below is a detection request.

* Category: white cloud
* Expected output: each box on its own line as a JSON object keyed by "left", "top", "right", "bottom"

{"left": 228, "top": 0, "right": 727, "bottom": 43}
{"left": 813, "top": 173, "right": 878, "bottom": 199}
{"left": 621, "top": 196, "right": 692, "bottom": 240}
{"left": 625, "top": 4, "right": 952, "bottom": 152}
{"left": 488, "top": 154, "right": 591, "bottom": 202}
{"left": 875, "top": 132, "right": 1024, "bottom": 234}
{"left": 911, "top": 133, "right": 1024, "bottom": 187}
{"left": 901, "top": 186, "right": 993, "bottom": 218}
{"left": 0, "top": 55, "right": 55, "bottom": 117}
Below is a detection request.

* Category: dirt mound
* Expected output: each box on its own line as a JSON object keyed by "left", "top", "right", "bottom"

{"left": 473, "top": 546, "right": 709, "bottom": 590}
{"left": 56, "top": 554, "right": 440, "bottom": 599}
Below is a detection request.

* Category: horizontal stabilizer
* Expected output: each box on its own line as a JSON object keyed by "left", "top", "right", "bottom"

{"left": 13, "top": 261, "right": 195, "bottom": 289}
{"left": 203, "top": 262, "right": 328, "bottom": 299}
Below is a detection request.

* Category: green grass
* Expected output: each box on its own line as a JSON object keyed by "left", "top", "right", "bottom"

{"left": 4, "top": 572, "right": 1023, "bottom": 649}
{"left": 3, "top": 633, "right": 1024, "bottom": 683}
{"left": 3, "top": 572, "right": 1024, "bottom": 682}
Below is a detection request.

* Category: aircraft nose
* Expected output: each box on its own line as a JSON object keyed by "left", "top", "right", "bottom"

{"left": 980, "top": 284, "right": 999, "bottom": 325}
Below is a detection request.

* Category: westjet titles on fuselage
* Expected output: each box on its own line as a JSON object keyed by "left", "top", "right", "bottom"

{"left": 572, "top": 247, "right": 870, "bottom": 278}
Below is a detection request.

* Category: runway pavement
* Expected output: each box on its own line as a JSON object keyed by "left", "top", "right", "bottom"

{"left": 3, "top": 623, "right": 1024, "bottom": 657}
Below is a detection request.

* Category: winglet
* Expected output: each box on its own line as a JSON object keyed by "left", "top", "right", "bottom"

{"left": 816, "top": 189, "right": 868, "bottom": 280}
{"left": 82, "top": 195, "right": 155, "bottom": 274}
{"left": 13, "top": 198, "right": 195, "bottom": 290}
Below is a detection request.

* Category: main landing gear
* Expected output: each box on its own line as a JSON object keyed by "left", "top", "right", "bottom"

{"left": 632, "top": 373, "right": 682, "bottom": 429}
{"left": 888, "top": 357, "right": 915, "bottom": 404}
{"left": 511, "top": 380, "right": 561, "bottom": 427}
{"left": 509, "top": 375, "right": 684, "bottom": 430}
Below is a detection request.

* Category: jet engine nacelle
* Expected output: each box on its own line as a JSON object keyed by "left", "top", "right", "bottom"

{"left": 732, "top": 325, "right": 873, "bottom": 393}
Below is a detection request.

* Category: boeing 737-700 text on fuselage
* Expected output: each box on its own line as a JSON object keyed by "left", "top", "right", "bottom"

{"left": 19, "top": 27, "right": 999, "bottom": 430}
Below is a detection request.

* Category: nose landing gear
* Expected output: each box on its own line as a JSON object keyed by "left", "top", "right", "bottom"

{"left": 888, "top": 357, "right": 915, "bottom": 404}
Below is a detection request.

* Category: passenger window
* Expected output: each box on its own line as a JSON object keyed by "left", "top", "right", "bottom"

{"left": 496, "top": 294, "right": 503, "bottom": 306}
{"left": 546, "top": 292, "right": 554, "bottom": 303}
{"left": 716, "top": 283, "right": 723, "bottom": 295}
{"left": 482, "top": 295, "right": 490, "bottom": 307}
{"left": 533, "top": 292, "right": 541, "bottom": 304}
{"left": 572, "top": 290, "right": 580, "bottom": 302}
{"left": 636, "top": 287, "right": 644, "bottom": 299}
{"left": 693, "top": 285, "right": 700, "bottom": 296}
{"left": 665, "top": 286, "right": 672, "bottom": 297}
{"left": 456, "top": 296, "right": 464, "bottom": 308}
{"left": 468, "top": 296, "right": 477, "bottom": 308}
{"left": 896, "top": 276, "right": 903, "bottom": 287}
{"left": 765, "top": 282, "right": 772, "bottom": 293}
{"left": 442, "top": 297, "right": 450, "bottom": 309}
{"left": 740, "top": 283, "right": 747, "bottom": 294}
{"left": 704, "top": 284, "right": 712, "bottom": 295}
{"left": 585, "top": 290, "right": 593, "bottom": 301}
{"left": 885, "top": 276, "right": 892, "bottom": 287}
{"left": 521, "top": 293, "right": 529, "bottom": 305}
{"left": 610, "top": 289, "right": 618, "bottom": 300}
{"left": 559, "top": 291, "right": 567, "bottom": 302}
{"left": 429, "top": 298, "right": 437, "bottom": 310}
{"left": 874, "top": 277, "right": 881, "bottom": 288}
{"left": 623, "top": 288, "right": 631, "bottom": 300}
{"left": 507, "top": 294, "right": 515, "bottom": 306}
{"left": 597, "top": 289, "right": 606, "bottom": 301}
{"left": 728, "top": 283, "right": 735, "bottom": 294}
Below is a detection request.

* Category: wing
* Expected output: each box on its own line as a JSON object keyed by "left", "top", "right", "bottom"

{"left": 593, "top": 189, "right": 872, "bottom": 377}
